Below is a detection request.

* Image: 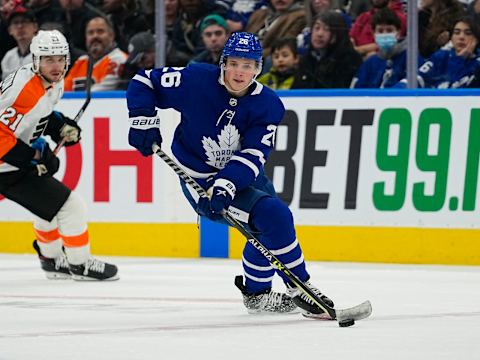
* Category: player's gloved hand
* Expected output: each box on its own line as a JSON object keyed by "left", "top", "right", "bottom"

{"left": 128, "top": 114, "right": 161, "bottom": 156}
{"left": 59, "top": 116, "right": 81, "bottom": 146}
{"left": 31, "top": 138, "right": 60, "bottom": 176}
{"left": 196, "top": 197, "right": 224, "bottom": 222}
{"left": 196, "top": 179, "right": 235, "bottom": 221}
{"left": 209, "top": 179, "right": 235, "bottom": 214}
{"left": 128, "top": 128, "right": 162, "bottom": 156}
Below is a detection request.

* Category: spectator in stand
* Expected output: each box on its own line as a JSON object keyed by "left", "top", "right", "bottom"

{"left": 245, "top": 0, "right": 306, "bottom": 58}
{"left": 0, "top": 0, "right": 18, "bottom": 74}
{"left": 164, "top": 0, "right": 189, "bottom": 66}
{"left": 102, "top": 0, "right": 151, "bottom": 53}
{"left": 165, "top": 0, "right": 179, "bottom": 31}
{"left": 223, "top": 0, "right": 267, "bottom": 32}
{"left": 64, "top": 16, "right": 127, "bottom": 91}
{"left": 119, "top": 30, "right": 155, "bottom": 89}
{"left": 139, "top": 0, "right": 154, "bottom": 27}
{"left": 297, "top": 0, "right": 352, "bottom": 55}
{"left": 189, "top": 14, "right": 229, "bottom": 65}
{"left": 351, "top": 7, "right": 422, "bottom": 88}
{"left": 170, "top": 0, "right": 226, "bottom": 65}
{"left": 345, "top": 0, "right": 370, "bottom": 20}
{"left": 466, "top": 0, "right": 480, "bottom": 22}
{"left": 25, "top": 0, "right": 64, "bottom": 28}
{"left": 292, "top": 11, "right": 362, "bottom": 88}
{"left": 258, "top": 38, "right": 299, "bottom": 89}
{"left": 39, "top": 20, "right": 85, "bottom": 66}
{"left": 398, "top": 16, "right": 480, "bottom": 88}
{"left": 350, "top": 0, "right": 406, "bottom": 60}
{"left": 58, "top": 0, "right": 105, "bottom": 52}
{"left": 1, "top": 6, "right": 37, "bottom": 80}
{"left": 418, "top": 0, "right": 465, "bottom": 58}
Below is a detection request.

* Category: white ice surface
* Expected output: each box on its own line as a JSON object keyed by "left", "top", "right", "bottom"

{"left": 1, "top": 254, "right": 479, "bottom": 360}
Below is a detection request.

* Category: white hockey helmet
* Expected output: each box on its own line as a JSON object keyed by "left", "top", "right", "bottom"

{"left": 30, "top": 30, "right": 70, "bottom": 75}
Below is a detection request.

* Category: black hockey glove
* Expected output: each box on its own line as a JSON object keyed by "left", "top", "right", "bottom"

{"left": 56, "top": 112, "right": 81, "bottom": 146}
{"left": 44, "top": 111, "right": 82, "bottom": 147}
{"left": 31, "top": 138, "right": 60, "bottom": 176}
{"left": 60, "top": 117, "right": 81, "bottom": 146}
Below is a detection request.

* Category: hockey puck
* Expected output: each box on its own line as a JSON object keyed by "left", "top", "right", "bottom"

{"left": 338, "top": 319, "right": 355, "bottom": 327}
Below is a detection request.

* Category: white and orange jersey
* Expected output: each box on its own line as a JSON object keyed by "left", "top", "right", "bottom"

{"left": 64, "top": 48, "right": 127, "bottom": 92}
{"left": 0, "top": 64, "right": 63, "bottom": 173}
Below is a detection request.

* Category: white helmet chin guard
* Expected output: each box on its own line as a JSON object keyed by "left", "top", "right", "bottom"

{"left": 30, "top": 30, "right": 70, "bottom": 78}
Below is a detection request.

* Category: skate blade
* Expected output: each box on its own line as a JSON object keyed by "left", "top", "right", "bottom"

{"left": 301, "top": 312, "right": 334, "bottom": 320}
{"left": 45, "top": 272, "right": 71, "bottom": 280}
{"left": 71, "top": 274, "right": 120, "bottom": 281}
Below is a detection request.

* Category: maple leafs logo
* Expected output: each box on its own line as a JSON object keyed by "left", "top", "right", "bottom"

{"left": 202, "top": 124, "right": 241, "bottom": 169}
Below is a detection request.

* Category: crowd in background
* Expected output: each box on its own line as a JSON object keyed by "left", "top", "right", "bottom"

{"left": 1, "top": 0, "right": 480, "bottom": 90}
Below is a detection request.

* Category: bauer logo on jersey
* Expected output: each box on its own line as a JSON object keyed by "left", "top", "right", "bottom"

{"left": 202, "top": 124, "right": 240, "bottom": 169}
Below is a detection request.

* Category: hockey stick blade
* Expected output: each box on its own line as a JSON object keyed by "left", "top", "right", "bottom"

{"left": 303, "top": 300, "right": 372, "bottom": 322}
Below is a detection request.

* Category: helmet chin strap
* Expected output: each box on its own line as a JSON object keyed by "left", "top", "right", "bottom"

{"left": 219, "top": 63, "right": 262, "bottom": 95}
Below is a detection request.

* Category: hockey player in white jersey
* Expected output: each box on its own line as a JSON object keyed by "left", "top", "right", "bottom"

{"left": 0, "top": 30, "right": 118, "bottom": 281}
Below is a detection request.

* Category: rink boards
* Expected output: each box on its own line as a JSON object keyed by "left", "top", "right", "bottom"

{"left": 1, "top": 89, "right": 480, "bottom": 265}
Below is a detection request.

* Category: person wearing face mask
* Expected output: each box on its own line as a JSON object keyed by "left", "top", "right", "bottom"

{"left": 351, "top": 8, "right": 423, "bottom": 88}
{"left": 350, "top": 0, "right": 406, "bottom": 60}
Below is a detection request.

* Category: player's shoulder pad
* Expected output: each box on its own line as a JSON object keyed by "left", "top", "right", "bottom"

{"left": 167, "top": 63, "right": 220, "bottom": 89}
{"left": 0, "top": 64, "right": 36, "bottom": 98}
{"left": 188, "top": 62, "right": 219, "bottom": 74}
{"left": 185, "top": 62, "right": 220, "bottom": 80}
{"left": 252, "top": 81, "right": 284, "bottom": 106}
{"left": 249, "top": 82, "right": 285, "bottom": 122}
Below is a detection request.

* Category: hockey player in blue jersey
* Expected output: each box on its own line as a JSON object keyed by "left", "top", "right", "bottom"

{"left": 126, "top": 32, "right": 334, "bottom": 316}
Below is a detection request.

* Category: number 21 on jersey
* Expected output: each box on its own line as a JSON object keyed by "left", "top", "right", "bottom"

{"left": 0, "top": 107, "right": 24, "bottom": 131}
{"left": 261, "top": 125, "right": 277, "bottom": 147}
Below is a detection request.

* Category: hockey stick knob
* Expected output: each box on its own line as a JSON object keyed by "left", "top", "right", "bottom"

{"left": 152, "top": 143, "right": 160, "bottom": 153}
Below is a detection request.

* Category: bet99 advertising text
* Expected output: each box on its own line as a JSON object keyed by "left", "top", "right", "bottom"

{"left": 268, "top": 95, "right": 480, "bottom": 228}
{"left": 1, "top": 95, "right": 478, "bottom": 230}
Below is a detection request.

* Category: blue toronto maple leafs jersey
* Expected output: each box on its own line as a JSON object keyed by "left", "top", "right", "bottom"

{"left": 352, "top": 50, "right": 422, "bottom": 88}
{"left": 417, "top": 48, "right": 480, "bottom": 88}
{"left": 126, "top": 63, "right": 285, "bottom": 192}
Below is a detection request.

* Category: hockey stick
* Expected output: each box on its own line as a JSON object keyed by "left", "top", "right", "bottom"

{"left": 53, "top": 55, "right": 94, "bottom": 155}
{"left": 152, "top": 143, "right": 372, "bottom": 325}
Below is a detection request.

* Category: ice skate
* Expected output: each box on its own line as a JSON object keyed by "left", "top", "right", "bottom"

{"left": 32, "top": 240, "right": 71, "bottom": 280}
{"left": 235, "top": 275, "right": 298, "bottom": 314}
{"left": 286, "top": 280, "right": 335, "bottom": 318}
{"left": 69, "top": 258, "right": 119, "bottom": 281}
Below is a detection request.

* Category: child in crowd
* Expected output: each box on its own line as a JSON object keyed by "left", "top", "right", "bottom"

{"left": 258, "top": 38, "right": 299, "bottom": 89}
{"left": 351, "top": 7, "right": 422, "bottom": 88}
